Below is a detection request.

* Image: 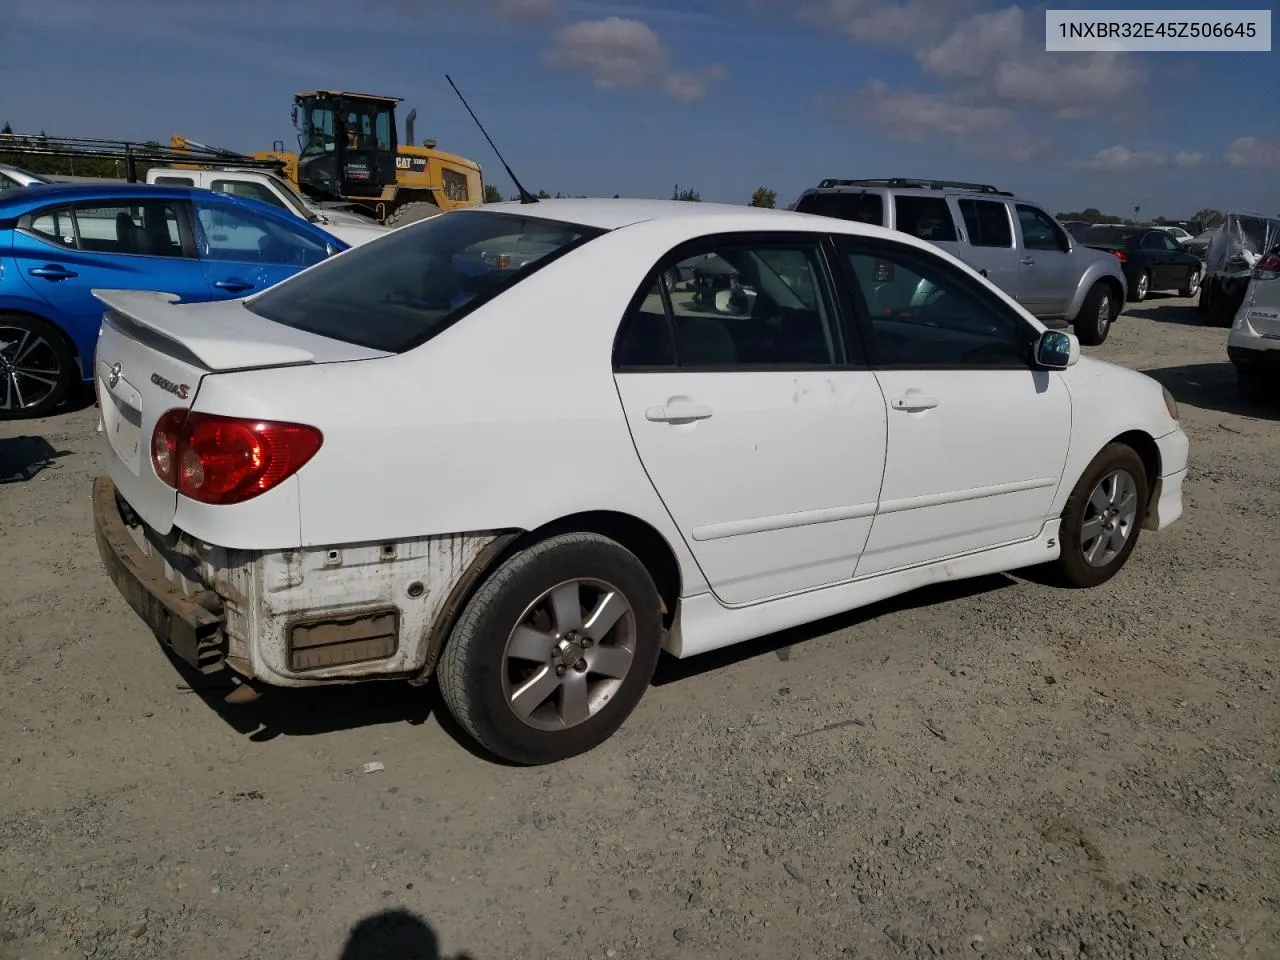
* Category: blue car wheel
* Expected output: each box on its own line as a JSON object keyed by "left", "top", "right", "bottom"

{"left": 0, "top": 313, "right": 77, "bottom": 419}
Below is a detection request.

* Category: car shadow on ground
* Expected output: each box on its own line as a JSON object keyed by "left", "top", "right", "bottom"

{"left": 339, "top": 908, "right": 475, "bottom": 960}
{"left": 0, "top": 434, "right": 72, "bottom": 483}
{"left": 160, "top": 573, "right": 1021, "bottom": 758}
{"left": 1128, "top": 294, "right": 1204, "bottom": 326}
{"left": 652, "top": 573, "right": 1018, "bottom": 686}
{"left": 1143, "top": 361, "right": 1279, "bottom": 421}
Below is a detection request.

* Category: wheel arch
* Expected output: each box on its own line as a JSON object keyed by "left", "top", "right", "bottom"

{"left": 1109, "top": 428, "right": 1161, "bottom": 505}
{"left": 417, "top": 510, "right": 683, "bottom": 683}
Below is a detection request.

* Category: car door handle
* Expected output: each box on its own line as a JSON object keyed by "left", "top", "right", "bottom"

{"left": 1020, "top": 257, "right": 1035, "bottom": 266}
{"left": 213, "top": 278, "right": 254, "bottom": 293}
{"left": 890, "top": 396, "right": 939, "bottom": 412}
{"left": 645, "top": 402, "right": 713, "bottom": 423}
{"left": 29, "top": 264, "right": 78, "bottom": 280}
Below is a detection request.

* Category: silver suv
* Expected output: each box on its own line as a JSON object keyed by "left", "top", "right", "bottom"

{"left": 793, "top": 178, "right": 1128, "bottom": 345}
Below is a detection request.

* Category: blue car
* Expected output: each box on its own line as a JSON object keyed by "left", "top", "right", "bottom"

{"left": 0, "top": 182, "right": 349, "bottom": 419}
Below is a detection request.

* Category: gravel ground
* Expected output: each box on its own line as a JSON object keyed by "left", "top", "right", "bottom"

{"left": 1, "top": 294, "right": 1277, "bottom": 960}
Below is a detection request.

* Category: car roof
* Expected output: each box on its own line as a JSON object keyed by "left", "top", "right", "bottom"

{"left": 0, "top": 181, "right": 248, "bottom": 215}
{"left": 468, "top": 197, "right": 870, "bottom": 232}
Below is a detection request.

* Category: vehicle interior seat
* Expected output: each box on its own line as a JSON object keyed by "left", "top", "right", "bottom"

{"left": 114, "top": 212, "right": 139, "bottom": 254}
{"left": 676, "top": 316, "right": 737, "bottom": 366}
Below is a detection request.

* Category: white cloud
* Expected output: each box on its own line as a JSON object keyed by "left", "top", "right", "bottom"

{"left": 827, "top": 79, "right": 1012, "bottom": 140}
{"left": 994, "top": 52, "right": 1145, "bottom": 117}
{"left": 1078, "top": 145, "right": 1166, "bottom": 172}
{"left": 915, "top": 5, "right": 1024, "bottom": 80}
{"left": 544, "top": 16, "right": 724, "bottom": 101}
{"left": 1174, "top": 150, "right": 1203, "bottom": 168}
{"left": 791, "top": 0, "right": 979, "bottom": 45}
{"left": 1223, "top": 136, "right": 1280, "bottom": 170}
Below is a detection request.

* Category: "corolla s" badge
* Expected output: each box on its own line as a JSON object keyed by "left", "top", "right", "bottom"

{"left": 107, "top": 362, "right": 121, "bottom": 388}
{"left": 150, "top": 372, "right": 190, "bottom": 400}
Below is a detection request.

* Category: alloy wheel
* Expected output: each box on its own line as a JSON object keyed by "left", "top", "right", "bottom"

{"left": 0, "top": 324, "right": 62, "bottom": 412}
{"left": 501, "top": 578, "right": 638, "bottom": 731}
{"left": 1080, "top": 468, "right": 1139, "bottom": 567}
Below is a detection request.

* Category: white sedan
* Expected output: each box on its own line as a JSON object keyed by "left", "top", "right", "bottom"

{"left": 90, "top": 199, "right": 1190, "bottom": 765}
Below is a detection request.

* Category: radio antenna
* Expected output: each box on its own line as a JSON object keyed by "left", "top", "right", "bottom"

{"left": 445, "top": 74, "right": 538, "bottom": 204}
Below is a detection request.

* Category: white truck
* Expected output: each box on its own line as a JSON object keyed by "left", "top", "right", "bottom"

{"left": 145, "top": 166, "right": 393, "bottom": 247}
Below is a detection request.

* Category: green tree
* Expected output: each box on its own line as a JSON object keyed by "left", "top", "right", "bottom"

{"left": 483, "top": 184, "right": 504, "bottom": 203}
{"left": 1193, "top": 208, "right": 1224, "bottom": 229}
{"left": 1, "top": 122, "right": 11, "bottom": 135}
{"left": 749, "top": 186, "right": 776, "bottom": 208}
{"left": 672, "top": 184, "right": 700, "bottom": 202}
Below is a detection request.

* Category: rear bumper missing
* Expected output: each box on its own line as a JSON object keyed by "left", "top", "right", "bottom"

{"left": 93, "top": 476, "right": 226, "bottom": 673}
{"left": 93, "top": 476, "right": 512, "bottom": 688}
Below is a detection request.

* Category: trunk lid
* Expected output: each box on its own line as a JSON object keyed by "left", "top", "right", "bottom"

{"left": 92, "top": 289, "right": 388, "bottom": 534}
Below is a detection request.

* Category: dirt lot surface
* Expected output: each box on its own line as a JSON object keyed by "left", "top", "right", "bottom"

{"left": 1, "top": 295, "right": 1277, "bottom": 960}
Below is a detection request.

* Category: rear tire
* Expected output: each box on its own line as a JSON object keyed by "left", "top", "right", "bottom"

{"left": 1129, "top": 270, "right": 1150, "bottom": 303}
{"left": 0, "top": 313, "right": 77, "bottom": 421}
{"left": 437, "top": 532, "right": 664, "bottom": 765}
{"left": 1179, "top": 267, "right": 1201, "bottom": 299}
{"left": 385, "top": 200, "right": 442, "bottom": 228}
{"left": 1074, "top": 282, "right": 1114, "bottom": 346}
{"left": 1047, "top": 443, "right": 1149, "bottom": 589}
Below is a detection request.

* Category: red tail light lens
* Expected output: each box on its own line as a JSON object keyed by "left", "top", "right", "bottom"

{"left": 1112, "top": 250, "right": 1127, "bottom": 263}
{"left": 150, "top": 410, "right": 323, "bottom": 505}
{"left": 1252, "top": 253, "right": 1280, "bottom": 281}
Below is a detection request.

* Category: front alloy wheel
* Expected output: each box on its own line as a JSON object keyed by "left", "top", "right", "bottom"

{"left": 1048, "top": 443, "right": 1149, "bottom": 588}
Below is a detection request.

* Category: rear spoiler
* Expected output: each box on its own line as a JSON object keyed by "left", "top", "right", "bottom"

{"left": 92, "top": 289, "right": 316, "bottom": 371}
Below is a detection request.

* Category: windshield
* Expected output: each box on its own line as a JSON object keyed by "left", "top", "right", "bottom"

{"left": 245, "top": 210, "right": 606, "bottom": 352}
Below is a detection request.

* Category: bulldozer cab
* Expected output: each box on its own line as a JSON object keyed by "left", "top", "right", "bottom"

{"left": 293, "top": 91, "right": 399, "bottom": 200}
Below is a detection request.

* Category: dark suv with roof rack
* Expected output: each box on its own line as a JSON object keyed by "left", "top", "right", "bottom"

{"left": 793, "top": 178, "right": 1129, "bottom": 345}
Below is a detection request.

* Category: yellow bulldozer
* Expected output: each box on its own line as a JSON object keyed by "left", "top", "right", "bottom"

{"left": 173, "top": 90, "right": 484, "bottom": 226}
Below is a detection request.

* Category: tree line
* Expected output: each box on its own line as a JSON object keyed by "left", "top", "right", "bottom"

{"left": 1055, "top": 205, "right": 1225, "bottom": 229}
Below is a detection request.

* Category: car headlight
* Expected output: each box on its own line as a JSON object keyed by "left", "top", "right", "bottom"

{"left": 1162, "top": 386, "right": 1179, "bottom": 421}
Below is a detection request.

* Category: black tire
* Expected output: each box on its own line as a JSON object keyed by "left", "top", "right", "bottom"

{"left": 385, "top": 200, "right": 442, "bottom": 228}
{"left": 1237, "top": 370, "right": 1276, "bottom": 406}
{"left": 1073, "top": 282, "right": 1114, "bottom": 346}
{"left": 1128, "top": 270, "right": 1150, "bottom": 303}
{"left": 0, "top": 313, "right": 77, "bottom": 421}
{"left": 436, "top": 532, "right": 664, "bottom": 765}
{"left": 1178, "top": 267, "right": 1201, "bottom": 299}
{"left": 1196, "top": 281, "right": 1211, "bottom": 315}
{"left": 1047, "top": 443, "right": 1149, "bottom": 589}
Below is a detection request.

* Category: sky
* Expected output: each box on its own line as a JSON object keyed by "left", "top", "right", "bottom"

{"left": 2, "top": 0, "right": 1278, "bottom": 218}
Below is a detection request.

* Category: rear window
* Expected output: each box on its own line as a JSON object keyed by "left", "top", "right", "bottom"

{"left": 1083, "top": 226, "right": 1141, "bottom": 246}
{"left": 245, "top": 210, "right": 605, "bottom": 353}
{"left": 892, "top": 195, "right": 958, "bottom": 243}
{"left": 793, "top": 191, "right": 885, "bottom": 226}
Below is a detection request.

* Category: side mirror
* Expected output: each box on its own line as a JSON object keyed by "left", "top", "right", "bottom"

{"left": 1036, "top": 330, "right": 1079, "bottom": 369}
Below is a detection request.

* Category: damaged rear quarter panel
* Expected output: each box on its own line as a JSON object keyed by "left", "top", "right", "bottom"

{"left": 202, "top": 530, "right": 505, "bottom": 686}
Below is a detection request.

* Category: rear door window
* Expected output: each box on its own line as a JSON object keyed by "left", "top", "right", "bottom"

{"left": 957, "top": 199, "right": 1013, "bottom": 248}
{"left": 892, "top": 195, "right": 958, "bottom": 243}
{"left": 793, "top": 191, "right": 885, "bottom": 226}
{"left": 245, "top": 210, "right": 605, "bottom": 353}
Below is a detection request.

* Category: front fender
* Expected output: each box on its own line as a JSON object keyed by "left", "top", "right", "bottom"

{"left": 1067, "top": 259, "right": 1128, "bottom": 321}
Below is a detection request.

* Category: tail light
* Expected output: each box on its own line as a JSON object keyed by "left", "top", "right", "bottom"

{"left": 1112, "top": 250, "right": 1127, "bottom": 263}
{"left": 1251, "top": 253, "right": 1280, "bottom": 281}
{"left": 151, "top": 410, "right": 323, "bottom": 505}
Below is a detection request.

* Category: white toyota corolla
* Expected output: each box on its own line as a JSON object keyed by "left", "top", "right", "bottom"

{"left": 91, "top": 198, "right": 1189, "bottom": 765}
